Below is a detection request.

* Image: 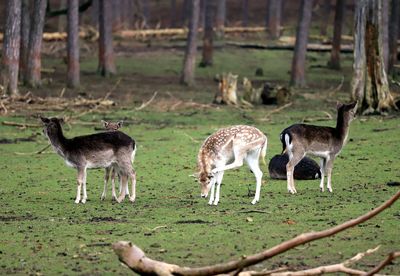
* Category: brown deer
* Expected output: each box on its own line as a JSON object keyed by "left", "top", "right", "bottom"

{"left": 280, "top": 102, "right": 357, "bottom": 194}
{"left": 196, "top": 125, "right": 268, "bottom": 205}
{"left": 101, "top": 120, "right": 131, "bottom": 201}
{"left": 40, "top": 117, "right": 136, "bottom": 204}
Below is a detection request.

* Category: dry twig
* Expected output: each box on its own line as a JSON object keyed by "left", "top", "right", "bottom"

{"left": 135, "top": 91, "right": 158, "bottom": 111}
{"left": 260, "top": 102, "right": 293, "bottom": 121}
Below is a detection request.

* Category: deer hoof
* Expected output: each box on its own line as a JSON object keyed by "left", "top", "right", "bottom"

{"left": 81, "top": 198, "right": 87, "bottom": 204}
{"left": 328, "top": 188, "right": 333, "bottom": 193}
{"left": 213, "top": 201, "right": 219, "bottom": 206}
{"left": 251, "top": 199, "right": 258, "bottom": 205}
{"left": 74, "top": 198, "right": 80, "bottom": 204}
{"left": 116, "top": 197, "right": 123, "bottom": 203}
{"left": 129, "top": 196, "right": 136, "bottom": 203}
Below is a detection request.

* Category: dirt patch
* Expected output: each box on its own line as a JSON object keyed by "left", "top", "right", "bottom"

{"left": 175, "top": 219, "right": 211, "bottom": 224}
{"left": 0, "top": 215, "right": 38, "bottom": 221}
{"left": 0, "top": 136, "right": 37, "bottom": 144}
{"left": 89, "top": 217, "right": 127, "bottom": 223}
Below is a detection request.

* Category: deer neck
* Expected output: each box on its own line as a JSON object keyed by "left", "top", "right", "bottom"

{"left": 198, "top": 150, "right": 213, "bottom": 175}
{"left": 335, "top": 111, "right": 350, "bottom": 144}
{"left": 48, "top": 126, "right": 68, "bottom": 157}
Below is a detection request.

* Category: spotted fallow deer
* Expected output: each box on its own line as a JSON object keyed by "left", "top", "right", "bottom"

{"left": 196, "top": 125, "right": 268, "bottom": 205}
{"left": 280, "top": 102, "right": 357, "bottom": 194}
{"left": 41, "top": 117, "right": 136, "bottom": 204}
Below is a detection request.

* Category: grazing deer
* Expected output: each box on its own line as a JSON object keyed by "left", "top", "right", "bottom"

{"left": 196, "top": 125, "right": 267, "bottom": 205}
{"left": 268, "top": 154, "right": 321, "bottom": 180}
{"left": 40, "top": 117, "right": 136, "bottom": 204}
{"left": 101, "top": 120, "right": 131, "bottom": 201}
{"left": 280, "top": 102, "right": 357, "bottom": 194}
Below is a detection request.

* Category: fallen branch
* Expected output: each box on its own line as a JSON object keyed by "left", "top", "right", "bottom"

{"left": 2, "top": 121, "right": 41, "bottom": 128}
{"left": 103, "top": 78, "right": 122, "bottom": 101}
{"left": 364, "top": 251, "right": 400, "bottom": 276}
{"left": 112, "top": 189, "right": 400, "bottom": 276}
{"left": 14, "top": 144, "right": 52, "bottom": 155}
{"left": 260, "top": 102, "right": 293, "bottom": 121}
{"left": 135, "top": 91, "right": 158, "bottom": 111}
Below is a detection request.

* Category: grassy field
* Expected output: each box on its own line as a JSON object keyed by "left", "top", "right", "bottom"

{"left": 1, "top": 46, "right": 399, "bottom": 275}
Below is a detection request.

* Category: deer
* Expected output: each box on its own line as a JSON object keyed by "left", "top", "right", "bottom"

{"left": 196, "top": 125, "right": 268, "bottom": 205}
{"left": 100, "top": 120, "right": 132, "bottom": 201}
{"left": 280, "top": 101, "right": 358, "bottom": 194}
{"left": 268, "top": 153, "right": 321, "bottom": 180}
{"left": 40, "top": 117, "right": 136, "bottom": 204}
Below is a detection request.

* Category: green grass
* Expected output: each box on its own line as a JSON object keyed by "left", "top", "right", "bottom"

{"left": 1, "top": 46, "right": 400, "bottom": 275}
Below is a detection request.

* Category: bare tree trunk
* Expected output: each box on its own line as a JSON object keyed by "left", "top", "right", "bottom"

{"left": 1, "top": 0, "right": 21, "bottom": 96}
{"left": 19, "top": 0, "right": 30, "bottom": 82}
{"left": 98, "top": 0, "right": 116, "bottom": 77}
{"left": 180, "top": 0, "right": 200, "bottom": 86}
{"left": 328, "top": 0, "right": 346, "bottom": 69}
{"left": 389, "top": 0, "right": 400, "bottom": 72}
{"left": 170, "top": 0, "right": 177, "bottom": 28}
{"left": 58, "top": 0, "right": 67, "bottom": 32}
{"left": 200, "top": 0, "right": 214, "bottom": 67}
{"left": 112, "top": 0, "right": 122, "bottom": 31}
{"left": 267, "top": 0, "right": 282, "bottom": 39}
{"left": 242, "top": 0, "right": 249, "bottom": 27}
{"left": 24, "top": 0, "right": 47, "bottom": 88}
{"left": 319, "top": 0, "right": 330, "bottom": 36}
{"left": 381, "top": 0, "right": 389, "bottom": 72}
{"left": 91, "top": 0, "right": 99, "bottom": 27}
{"left": 67, "top": 0, "right": 80, "bottom": 88}
{"left": 181, "top": 0, "right": 190, "bottom": 27}
{"left": 351, "top": 0, "right": 396, "bottom": 114}
{"left": 216, "top": 0, "right": 226, "bottom": 37}
{"left": 290, "top": 0, "right": 313, "bottom": 87}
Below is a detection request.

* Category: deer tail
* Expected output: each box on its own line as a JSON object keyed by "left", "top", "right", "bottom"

{"left": 280, "top": 131, "right": 291, "bottom": 155}
{"left": 260, "top": 136, "right": 268, "bottom": 166}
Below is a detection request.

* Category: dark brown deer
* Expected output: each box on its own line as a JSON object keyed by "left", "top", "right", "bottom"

{"left": 196, "top": 125, "right": 267, "bottom": 205}
{"left": 280, "top": 102, "right": 357, "bottom": 194}
{"left": 268, "top": 154, "right": 321, "bottom": 180}
{"left": 41, "top": 117, "right": 136, "bottom": 204}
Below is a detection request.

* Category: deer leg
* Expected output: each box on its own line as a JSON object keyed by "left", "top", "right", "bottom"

{"left": 129, "top": 168, "right": 136, "bottom": 203}
{"left": 212, "top": 147, "right": 246, "bottom": 174}
{"left": 325, "top": 158, "right": 334, "bottom": 192}
{"left": 246, "top": 149, "right": 263, "bottom": 204}
{"left": 102, "top": 167, "right": 111, "bottom": 201}
{"left": 208, "top": 177, "right": 217, "bottom": 205}
{"left": 81, "top": 168, "right": 88, "bottom": 204}
{"left": 75, "top": 168, "right": 85, "bottom": 204}
{"left": 286, "top": 152, "right": 303, "bottom": 194}
{"left": 319, "top": 158, "right": 327, "bottom": 192}
{"left": 116, "top": 174, "right": 128, "bottom": 203}
{"left": 213, "top": 171, "right": 224, "bottom": 206}
{"left": 111, "top": 168, "right": 117, "bottom": 201}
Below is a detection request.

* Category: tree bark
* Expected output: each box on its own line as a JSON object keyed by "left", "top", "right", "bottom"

{"left": 242, "top": 0, "right": 249, "bottom": 27}
{"left": 381, "top": 0, "right": 389, "bottom": 72}
{"left": 216, "top": 0, "right": 226, "bottom": 37}
{"left": 181, "top": 0, "right": 190, "bottom": 27}
{"left": 91, "top": 0, "right": 99, "bottom": 27}
{"left": 388, "top": 0, "right": 399, "bottom": 73}
{"left": 169, "top": 0, "right": 177, "bottom": 28}
{"left": 67, "top": 0, "right": 80, "bottom": 88}
{"left": 351, "top": 0, "right": 396, "bottom": 114}
{"left": 98, "top": 0, "right": 116, "bottom": 77}
{"left": 1, "top": 0, "right": 21, "bottom": 96}
{"left": 24, "top": 0, "right": 47, "bottom": 88}
{"left": 267, "top": 0, "right": 282, "bottom": 39}
{"left": 319, "top": 0, "right": 330, "bottom": 36}
{"left": 19, "top": 0, "right": 30, "bottom": 82}
{"left": 57, "top": 0, "right": 67, "bottom": 32}
{"left": 180, "top": 0, "right": 200, "bottom": 86}
{"left": 200, "top": 0, "right": 214, "bottom": 67}
{"left": 328, "top": 0, "right": 346, "bottom": 69}
{"left": 290, "top": 0, "right": 313, "bottom": 87}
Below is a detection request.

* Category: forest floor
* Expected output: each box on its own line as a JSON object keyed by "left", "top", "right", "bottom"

{"left": 1, "top": 37, "right": 400, "bottom": 275}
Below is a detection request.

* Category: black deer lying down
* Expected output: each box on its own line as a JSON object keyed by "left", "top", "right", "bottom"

{"left": 40, "top": 117, "right": 136, "bottom": 204}
{"left": 280, "top": 101, "right": 357, "bottom": 194}
{"left": 268, "top": 154, "right": 321, "bottom": 180}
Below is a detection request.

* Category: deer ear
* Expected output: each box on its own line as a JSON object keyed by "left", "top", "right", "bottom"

{"left": 58, "top": 117, "right": 65, "bottom": 124}
{"left": 40, "top": 116, "right": 50, "bottom": 124}
{"left": 128, "top": 242, "right": 133, "bottom": 247}
{"left": 102, "top": 120, "right": 109, "bottom": 128}
{"left": 336, "top": 101, "right": 343, "bottom": 109}
{"left": 117, "top": 121, "right": 123, "bottom": 128}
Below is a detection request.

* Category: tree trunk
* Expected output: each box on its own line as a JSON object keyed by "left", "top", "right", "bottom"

{"left": 112, "top": 0, "right": 122, "bottom": 31}
{"left": 67, "top": 0, "right": 80, "bottom": 88}
{"left": 319, "top": 0, "right": 330, "bottom": 36}
{"left": 351, "top": 0, "right": 396, "bottom": 114}
{"left": 200, "top": 0, "right": 214, "bottom": 67}
{"left": 216, "top": 0, "right": 226, "bottom": 37}
{"left": 19, "top": 0, "right": 30, "bottom": 82}
{"left": 181, "top": 0, "right": 190, "bottom": 27}
{"left": 98, "top": 0, "right": 116, "bottom": 77}
{"left": 1, "top": 0, "right": 21, "bottom": 96}
{"left": 24, "top": 0, "right": 47, "bottom": 88}
{"left": 290, "top": 0, "right": 313, "bottom": 87}
{"left": 389, "top": 0, "right": 400, "bottom": 72}
{"left": 180, "top": 0, "right": 200, "bottom": 86}
{"left": 328, "top": 0, "right": 346, "bottom": 69}
{"left": 381, "top": 0, "right": 389, "bottom": 72}
{"left": 242, "top": 0, "right": 249, "bottom": 27}
{"left": 267, "top": 0, "right": 282, "bottom": 39}
{"left": 58, "top": 0, "right": 67, "bottom": 32}
{"left": 170, "top": 0, "right": 177, "bottom": 28}
{"left": 91, "top": 0, "right": 99, "bottom": 27}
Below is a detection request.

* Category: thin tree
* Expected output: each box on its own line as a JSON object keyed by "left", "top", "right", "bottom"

{"left": 67, "top": 0, "right": 80, "bottom": 88}
{"left": 58, "top": 0, "right": 67, "bottom": 32}
{"left": 98, "top": 0, "right": 116, "bottom": 77}
{"left": 180, "top": 0, "right": 200, "bottom": 86}
{"left": 181, "top": 0, "right": 190, "bottom": 27}
{"left": 351, "top": 0, "right": 396, "bottom": 114}
{"left": 216, "top": 0, "right": 226, "bottom": 37}
{"left": 200, "top": 0, "right": 214, "bottom": 67}
{"left": 19, "top": 0, "right": 30, "bottom": 81}
{"left": 290, "top": 0, "right": 313, "bottom": 87}
{"left": 319, "top": 0, "right": 330, "bottom": 36}
{"left": 389, "top": 0, "right": 400, "bottom": 72}
{"left": 170, "top": 0, "right": 177, "bottom": 28}
{"left": 1, "top": 0, "right": 22, "bottom": 96}
{"left": 242, "top": 0, "right": 249, "bottom": 27}
{"left": 381, "top": 0, "right": 389, "bottom": 72}
{"left": 267, "top": 0, "right": 282, "bottom": 39}
{"left": 24, "top": 0, "right": 47, "bottom": 88}
{"left": 328, "top": 0, "right": 346, "bottom": 69}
